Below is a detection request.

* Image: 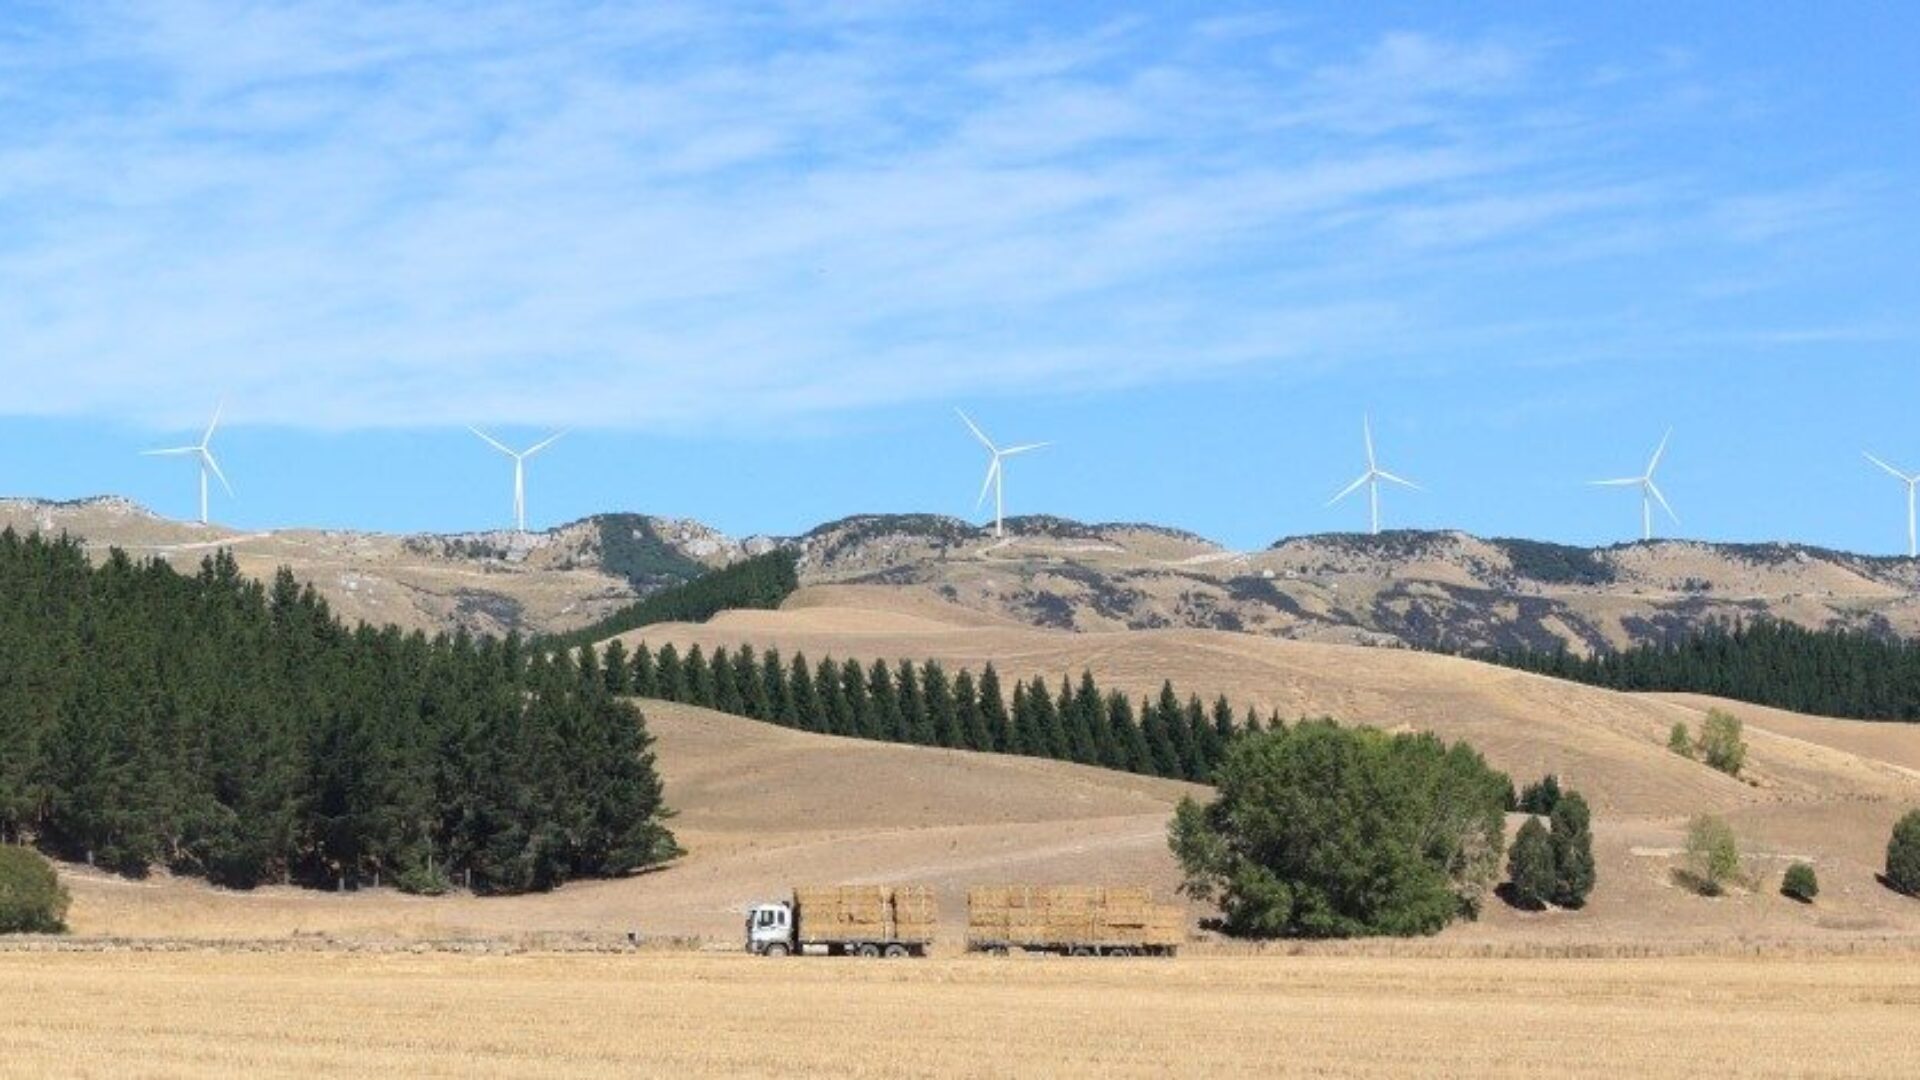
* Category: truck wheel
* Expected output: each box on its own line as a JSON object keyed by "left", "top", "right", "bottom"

{"left": 1105, "top": 946, "right": 1133, "bottom": 958}
{"left": 883, "top": 944, "right": 908, "bottom": 958}
{"left": 1069, "top": 946, "right": 1093, "bottom": 957}
{"left": 763, "top": 942, "right": 790, "bottom": 957}
{"left": 858, "top": 943, "right": 881, "bottom": 958}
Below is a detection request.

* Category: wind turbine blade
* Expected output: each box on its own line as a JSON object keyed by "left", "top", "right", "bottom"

{"left": 998, "top": 442, "right": 1050, "bottom": 457}
{"left": 1327, "top": 472, "right": 1371, "bottom": 506}
{"left": 1363, "top": 415, "right": 1376, "bottom": 471}
{"left": 1646, "top": 428, "right": 1672, "bottom": 475}
{"left": 1375, "top": 470, "right": 1421, "bottom": 491}
{"left": 201, "top": 400, "right": 225, "bottom": 446}
{"left": 955, "top": 408, "right": 996, "bottom": 452}
{"left": 202, "top": 450, "right": 235, "bottom": 497}
{"left": 469, "top": 426, "right": 515, "bottom": 456}
{"left": 141, "top": 446, "right": 199, "bottom": 456}
{"left": 1588, "top": 478, "right": 1642, "bottom": 487}
{"left": 523, "top": 429, "right": 569, "bottom": 458}
{"left": 1647, "top": 479, "right": 1679, "bottom": 524}
{"left": 1864, "top": 451, "right": 1913, "bottom": 482}
{"left": 976, "top": 459, "right": 1000, "bottom": 509}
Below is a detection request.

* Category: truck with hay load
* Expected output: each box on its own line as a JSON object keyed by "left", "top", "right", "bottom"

{"left": 966, "top": 885, "right": 1182, "bottom": 957}
{"left": 745, "top": 885, "right": 937, "bottom": 957}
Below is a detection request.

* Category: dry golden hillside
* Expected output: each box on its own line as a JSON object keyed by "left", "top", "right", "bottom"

{"left": 616, "top": 585, "right": 1920, "bottom": 947}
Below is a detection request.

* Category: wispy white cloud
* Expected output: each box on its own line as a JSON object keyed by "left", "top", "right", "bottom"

{"left": 0, "top": 4, "right": 1891, "bottom": 432}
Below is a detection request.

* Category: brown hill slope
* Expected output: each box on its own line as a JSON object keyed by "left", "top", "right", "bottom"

{"left": 618, "top": 587, "right": 1920, "bottom": 946}
{"left": 623, "top": 587, "right": 1920, "bottom": 820}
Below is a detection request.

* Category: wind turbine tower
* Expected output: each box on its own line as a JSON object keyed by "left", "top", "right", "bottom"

{"left": 470, "top": 427, "right": 568, "bottom": 533}
{"left": 957, "top": 409, "right": 1049, "bottom": 539}
{"left": 1327, "top": 415, "right": 1419, "bottom": 535}
{"left": 1864, "top": 452, "right": 1920, "bottom": 558}
{"left": 141, "top": 402, "right": 232, "bottom": 525}
{"left": 1591, "top": 429, "right": 1679, "bottom": 541}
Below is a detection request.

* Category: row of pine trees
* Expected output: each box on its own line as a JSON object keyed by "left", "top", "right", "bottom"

{"left": 593, "top": 637, "right": 1275, "bottom": 783}
{"left": 1473, "top": 618, "right": 1920, "bottom": 722}
{"left": 0, "top": 530, "right": 678, "bottom": 892}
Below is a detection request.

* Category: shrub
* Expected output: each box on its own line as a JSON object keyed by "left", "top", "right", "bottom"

{"left": 1888, "top": 810, "right": 1920, "bottom": 898}
{"left": 1517, "top": 774, "right": 1562, "bottom": 816}
{"left": 1667, "top": 721, "right": 1694, "bottom": 758}
{"left": 1506, "top": 817, "right": 1554, "bottom": 910}
{"left": 1700, "top": 710, "right": 1746, "bottom": 777}
{"left": 1169, "top": 720, "right": 1511, "bottom": 938}
{"left": 1781, "top": 862, "right": 1819, "bottom": 903}
{"left": 1684, "top": 815, "right": 1741, "bottom": 896}
{"left": 0, "top": 846, "right": 70, "bottom": 933}
{"left": 1548, "top": 792, "right": 1597, "bottom": 909}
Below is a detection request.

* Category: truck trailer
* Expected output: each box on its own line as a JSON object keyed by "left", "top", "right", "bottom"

{"left": 966, "top": 885, "right": 1182, "bottom": 957}
{"left": 745, "top": 884, "right": 936, "bottom": 957}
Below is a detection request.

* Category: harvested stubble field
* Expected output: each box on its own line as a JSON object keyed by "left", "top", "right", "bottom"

{"left": 0, "top": 951, "right": 1915, "bottom": 1078}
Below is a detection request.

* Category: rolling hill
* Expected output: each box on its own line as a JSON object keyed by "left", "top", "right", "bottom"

{"left": 7, "top": 497, "right": 1918, "bottom": 653}
{"left": 29, "top": 555, "right": 1920, "bottom": 948}
{"left": 613, "top": 586, "right": 1920, "bottom": 946}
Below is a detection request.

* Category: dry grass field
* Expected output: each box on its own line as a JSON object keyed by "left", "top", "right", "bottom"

{"left": 1, "top": 951, "right": 1915, "bottom": 1078}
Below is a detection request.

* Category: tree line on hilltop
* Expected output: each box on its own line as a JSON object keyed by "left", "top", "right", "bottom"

{"left": 599, "top": 636, "right": 1281, "bottom": 783}
{"left": 543, "top": 550, "right": 799, "bottom": 652}
{"left": 1470, "top": 619, "right": 1920, "bottom": 722}
{"left": 0, "top": 530, "right": 678, "bottom": 893}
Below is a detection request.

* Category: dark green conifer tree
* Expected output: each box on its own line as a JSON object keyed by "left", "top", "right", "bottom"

{"left": 842, "top": 658, "right": 872, "bottom": 738}
{"left": 817, "top": 657, "right": 852, "bottom": 736}
{"left": 602, "top": 639, "right": 631, "bottom": 695}
{"left": 655, "top": 643, "right": 686, "bottom": 703}
{"left": 684, "top": 645, "right": 715, "bottom": 708}
{"left": 895, "top": 660, "right": 927, "bottom": 744}
{"left": 630, "top": 641, "right": 658, "bottom": 697}
{"left": 1142, "top": 692, "right": 1181, "bottom": 779}
{"left": 712, "top": 645, "right": 744, "bottom": 714}
{"left": 1107, "top": 692, "right": 1152, "bottom": 776}
{"left": 787, "top": 653, "right": 818, "bottom": 731}
{"left": 867, "top": 660, "right": 902, "bottom": 743}
{"left": 923, "top": 662, "right": 958, "bottom": 748}
{"left": 1009, "top": 681, "right": 1033, "bottom": 756}
{"left": 736, "top": 645, "right": 769, "bottom": 719}
{"left": 978, "top": 664, "right": 1012, "bottom": 752}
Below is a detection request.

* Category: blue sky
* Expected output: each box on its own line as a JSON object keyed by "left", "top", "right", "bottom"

{"left": 0, "top": 3, "right": 1915, "bottom": 551}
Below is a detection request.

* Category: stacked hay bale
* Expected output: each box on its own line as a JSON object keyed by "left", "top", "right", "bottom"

{"left": 793, "top": 885, "right": 937, "bottom": 944}
{"left": 967, "top": 886, "right": 1182, "bottom": 953}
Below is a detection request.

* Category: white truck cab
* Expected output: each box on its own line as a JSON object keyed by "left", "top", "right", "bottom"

{"left": 745, "top": 902, "right": 795, "bottom": 956}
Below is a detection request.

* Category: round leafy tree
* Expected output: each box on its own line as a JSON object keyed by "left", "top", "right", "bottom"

{"left": 1506, "top": 817, "right": 1555, "bottom": 910}
{"left": 1781, "top": 862, "right": 1819, "bottom": 904}
{"left": 1685, "top": 815, "right": 1741, "bottom": 896}
{"left": 1169, "top": 720, "right": 1510, "bottom": 938}
{"left": 1548, "top": 791, "right": 1597, "bottom": 909}
{"left": 1888, "top": 810, "right": 1920, "bottom": 898}
{"left": 0, "top": 846, "right": 69, "bottom": 934}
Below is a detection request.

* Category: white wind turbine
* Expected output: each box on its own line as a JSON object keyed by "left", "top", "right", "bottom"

{"left": 1864, "top": 451, "right": 1919, "bottom": 558}
{"left": 470, "top": 427, "right": 568, "bottom": 533}
{"left": 141, "top": 402, "right": 232, "bottom": 525}
{"left": 957, "top": 409, "right": 1049, "bottom": 539}
{"left": 1591, "top": 429, "right": 1678, "bottom": 541}
{"left": 1326, "top": 415, "right": 1419, "bottom": 535}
